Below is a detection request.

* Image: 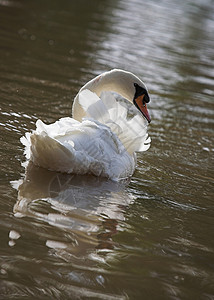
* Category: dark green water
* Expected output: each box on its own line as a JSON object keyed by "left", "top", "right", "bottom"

{"left": 0, "top": 0, "right": 214, "bottom": 299}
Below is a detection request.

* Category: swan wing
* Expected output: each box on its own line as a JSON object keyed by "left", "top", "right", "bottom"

{"left": 77, "top": 89, "right": 150, "bottom": 154}
{"left": 78, "top": 89, "right": 110, "bottom": 124}
{"left": 21, "top": 118, "right": 134, "bottom": 180}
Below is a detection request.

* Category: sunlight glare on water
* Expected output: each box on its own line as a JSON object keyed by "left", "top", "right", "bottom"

{"left": 0, "top": 0, "right": 214, "bottom": 299}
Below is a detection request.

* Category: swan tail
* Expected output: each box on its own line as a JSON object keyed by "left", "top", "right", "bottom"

{"left": 20, "top": 118, "right": 87, "bottom": 174}
{"left": 28, "top": 133, "right": 76, "bottom": 173}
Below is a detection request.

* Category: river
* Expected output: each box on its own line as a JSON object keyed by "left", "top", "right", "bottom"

{"left": 0, "top": 0, "right": 214, "bottom": 299}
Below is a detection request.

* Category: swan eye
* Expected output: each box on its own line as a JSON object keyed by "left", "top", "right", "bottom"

{"left": 134, "top": 83, "right": 149, "bottom": 102}
{"left": 144, "top": 94, "right": 150, "bottom": 103}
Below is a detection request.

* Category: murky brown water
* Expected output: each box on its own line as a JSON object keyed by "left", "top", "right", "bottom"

{"left": 0, "top": 0, "right": 214, "bottom": 299}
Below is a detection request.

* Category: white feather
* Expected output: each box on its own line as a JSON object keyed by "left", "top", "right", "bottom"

{"left": 21, "top": 69, "right": 151, "bottom": 180}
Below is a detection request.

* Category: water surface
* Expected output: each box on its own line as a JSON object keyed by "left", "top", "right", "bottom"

{"left": 0, "top": 0, "right": 214, "bottom": 299}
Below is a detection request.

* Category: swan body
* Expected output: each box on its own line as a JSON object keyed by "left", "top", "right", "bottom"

{"left": 21, "top": 69, "right": 151, "bottom": 180}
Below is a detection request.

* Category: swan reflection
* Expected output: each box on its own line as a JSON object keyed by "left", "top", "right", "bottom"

{"left": 12, "top": 162, "right": 134, "bottom": 256}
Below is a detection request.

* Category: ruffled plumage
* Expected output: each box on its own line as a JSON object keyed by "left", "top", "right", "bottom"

{"left": 21, "top": 69, "right": 151, "bottom": 180}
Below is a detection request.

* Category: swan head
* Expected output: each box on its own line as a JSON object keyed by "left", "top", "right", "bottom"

{"left": 73, "top": 69, "right": 151, "bottom": 123}
{"left": 133, "top": 82, "right": 151, "bottom": 123}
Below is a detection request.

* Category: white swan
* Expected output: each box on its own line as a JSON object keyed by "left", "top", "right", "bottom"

{"left": 21, "top": 69, "right": 151, "bottom": 181}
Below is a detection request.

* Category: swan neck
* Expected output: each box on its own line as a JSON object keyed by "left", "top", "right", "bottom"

{"left": 72, "top": 69, "right": 143, "bottom": 121}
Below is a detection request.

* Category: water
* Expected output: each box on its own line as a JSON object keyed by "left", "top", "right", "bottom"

{"left": 0, "top": 0, "right": 214, "bottom": 299}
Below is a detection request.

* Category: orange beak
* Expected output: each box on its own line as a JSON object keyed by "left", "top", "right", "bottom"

{"left": 134, "top": 94, "right": 151, "bottom": 123}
